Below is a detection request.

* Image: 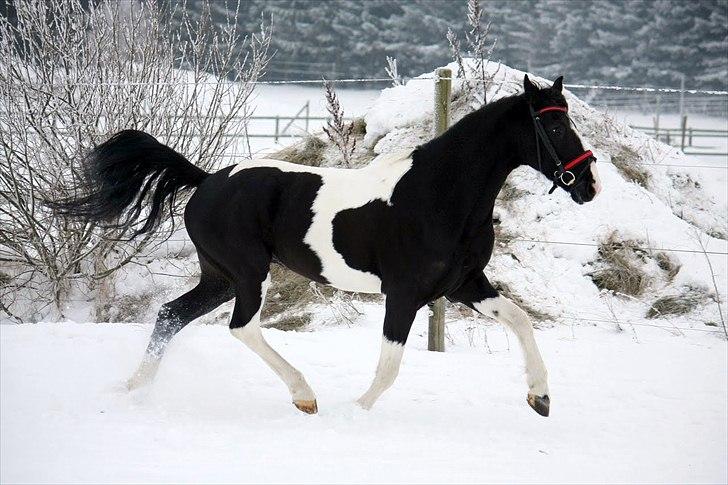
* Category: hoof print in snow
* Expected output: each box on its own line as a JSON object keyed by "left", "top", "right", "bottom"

{"left": 527, "top": 394, "right": 550, "bottom": 417}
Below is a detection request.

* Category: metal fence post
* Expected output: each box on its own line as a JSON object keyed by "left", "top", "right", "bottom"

{"left": 305, "top": 101, "right": 310, "bottom": 133}
{"left": 428, "top": 67, "right": 451, "bottom": 353}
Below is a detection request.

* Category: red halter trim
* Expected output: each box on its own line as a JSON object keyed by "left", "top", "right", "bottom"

{"left": 563, "top": 150, "right": 594, "bottom": 171}
{"left": 537, "top": 106, "right": 568, "bottom": 115}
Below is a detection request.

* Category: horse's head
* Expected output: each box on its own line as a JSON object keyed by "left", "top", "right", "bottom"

{"left": 522, "top": 75, "right": 601, "bottom": 204}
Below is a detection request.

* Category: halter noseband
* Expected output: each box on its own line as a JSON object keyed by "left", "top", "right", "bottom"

{"left": 530, "top": 105, "right": 595, "bottom": 194}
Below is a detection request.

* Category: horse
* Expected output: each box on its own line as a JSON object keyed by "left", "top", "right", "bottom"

{"left": 52, "top": 75, "right": 601, "bottom": 417}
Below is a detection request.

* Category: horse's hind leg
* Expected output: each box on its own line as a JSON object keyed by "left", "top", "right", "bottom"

{"left": 126, "top": 257, "right": 233, "bottom": 390}
{"left": 229, "top": 270, "right": 318, "bottom": 414}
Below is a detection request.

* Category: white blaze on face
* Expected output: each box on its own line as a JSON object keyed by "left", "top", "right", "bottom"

{"left": 590, "top": 162, "right": 602, "bottom": 197}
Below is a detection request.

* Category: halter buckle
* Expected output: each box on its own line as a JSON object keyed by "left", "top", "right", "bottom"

{"left": 559, "top": 170, "right": 576, "bottom": 186}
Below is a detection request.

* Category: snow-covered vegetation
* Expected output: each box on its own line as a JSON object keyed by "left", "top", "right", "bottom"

{"left": 182, "top": 0, "right": 728, "bottom": 91}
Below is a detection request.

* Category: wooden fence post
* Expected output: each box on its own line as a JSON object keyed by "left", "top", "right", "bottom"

{"left": 428, "top": 67, "right": 451, "bottom": 353}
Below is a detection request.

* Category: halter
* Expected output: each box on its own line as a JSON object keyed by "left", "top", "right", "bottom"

{"left": 529, "top": 105, "right": 595, "bottom": 194}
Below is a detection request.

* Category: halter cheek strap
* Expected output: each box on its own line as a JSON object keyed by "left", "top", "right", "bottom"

{"left": 530, "top": 105, "right": 596, "bottom": 194}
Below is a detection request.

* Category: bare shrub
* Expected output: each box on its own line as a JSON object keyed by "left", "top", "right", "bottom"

{"left": 611, "top": 145, "right": 651, "bottom": 187}
{"left": 647, "top": 286, "right": 714, "bottom": 319}
{"left": 590, "top": 232, "right": 651, "bottom": 297}
{"left": 322, "top": 80, "right": 357, "bottom": 166}
{"left": 385, "top": 56, "right": 402, "bottom": 87}
{"left": 0, "top": 0, "right": 271, "bottom": 321}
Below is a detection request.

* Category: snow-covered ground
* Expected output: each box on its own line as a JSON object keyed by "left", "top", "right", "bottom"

{"left": 2, "top": 309, "right": 726, "bottom": 484}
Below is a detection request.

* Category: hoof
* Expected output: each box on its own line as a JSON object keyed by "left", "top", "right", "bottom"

{"left": 527, "top": 394, "right": 550, "bottom": 417}
{"left": 293, "top": 399, "right": 318, "bottom": 414}
{"left": 125, "top": 375, "right": 149, "bottom": 392}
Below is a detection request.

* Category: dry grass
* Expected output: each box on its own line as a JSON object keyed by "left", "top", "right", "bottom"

{"left": 708, "top": 228, "right": 727, "bottom": 240}
{"left": 260, "top": 264, "right": 380, "bottom": 331}
{"left": 611, "top": 145, "right": 651, "bottom": 187}
{"left": 272, "top": 135, "right": 327, "bottom": 167}
{"left": 265, "top": 313, "right": 312, "bottom": 331}
{"left": 350, "top": 117, "right": 367, "bottom": 136}
{"left": 260, "top": 264, "right": 334, "bottom": 329}
{"left": 590, "top": 232, "right": 651, "bottom": 297}
{"left": 655, "top": 251, "right": 681, "bottom": 282}
{"left": 646, "top": 285, "right": 714, "bottom": 319}
{"left": 497, "top": 179, "right": 527, "bottom": 203}
{"left": 492, "top": 222, "right": 519, "bottom": 253}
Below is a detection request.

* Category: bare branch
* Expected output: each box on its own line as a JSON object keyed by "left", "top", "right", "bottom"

{"left": 322, "top": 79, "right": 356, "bottom": 167}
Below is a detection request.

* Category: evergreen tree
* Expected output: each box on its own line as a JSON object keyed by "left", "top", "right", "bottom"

{"left": 164, "top": 0, "right": 728, "bottom": 89}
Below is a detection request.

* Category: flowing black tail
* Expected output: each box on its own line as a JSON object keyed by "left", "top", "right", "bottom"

{"left": 50, "top": 130, "right": 209, "bottom": 238}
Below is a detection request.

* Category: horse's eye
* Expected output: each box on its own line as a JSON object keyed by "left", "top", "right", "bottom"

{"left": 551, "top": 126, "right": 564, "bottom": 137}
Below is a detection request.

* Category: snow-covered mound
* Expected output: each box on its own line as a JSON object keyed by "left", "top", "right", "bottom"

{"left": 361, "top": 62, "right": 726, "bottom": 330}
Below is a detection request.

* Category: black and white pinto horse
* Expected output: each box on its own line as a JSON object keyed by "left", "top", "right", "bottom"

{"left": 54, "top": 76, "right": 601, "bottom": 417}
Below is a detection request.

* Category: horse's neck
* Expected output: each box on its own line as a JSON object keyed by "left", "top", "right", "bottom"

{"left": 403, "top": 119, "right": 517, "bottom": 234}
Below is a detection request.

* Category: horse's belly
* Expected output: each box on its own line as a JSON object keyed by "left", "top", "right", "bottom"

{"left": 320, "top": 264, "right": 382, "bottom": 294}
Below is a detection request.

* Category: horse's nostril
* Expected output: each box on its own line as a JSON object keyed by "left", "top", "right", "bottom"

{"left": 587, "top": 184, "right": 596, "bottom": 197}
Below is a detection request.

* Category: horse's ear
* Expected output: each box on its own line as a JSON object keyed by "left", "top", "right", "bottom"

{"left": 552, "top": 76, "right": 564, "bottom": 93}
{"left": 524, "top": 74, "right": 538, "bottom": 98}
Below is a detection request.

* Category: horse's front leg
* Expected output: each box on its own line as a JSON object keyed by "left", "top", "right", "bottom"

{"left": 357, "top": 294, "right": 419, "bottom": 410}
{"left": 448, "top": 272, "right": 550, "bottom": 417}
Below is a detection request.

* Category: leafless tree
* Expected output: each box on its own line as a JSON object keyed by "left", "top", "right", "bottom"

{"left": 0, "top": 0, "right": 271, "bottom": 322}
{"left": 322, "top": 80, "right": 356, "bottom": 167}
{"left": 385, "top": 56, "right": 402, "bottom": 87}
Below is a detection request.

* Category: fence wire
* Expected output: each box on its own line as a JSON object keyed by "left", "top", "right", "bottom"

{"left": 7, "top": 77, "right": 728, "bottom": 95}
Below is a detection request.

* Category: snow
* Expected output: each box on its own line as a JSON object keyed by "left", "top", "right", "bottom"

{"left": 2, "top": 313, "right": 726, "bottom": 484}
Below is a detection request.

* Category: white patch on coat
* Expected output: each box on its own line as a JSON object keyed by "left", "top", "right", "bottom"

{"left": 474, "top": 294, "right": 549, "bottom": 397}
{"left": 357, "top": 337, "right": 405, "bottom": 410}
{"left": 590, "top": 162, "right": 602, "bottom": 197}
{"left": 229, "top": 150, "right": 414, "bottom": 293}
{"left": 230, "top": 273, "right": 316, "bottom": 402}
